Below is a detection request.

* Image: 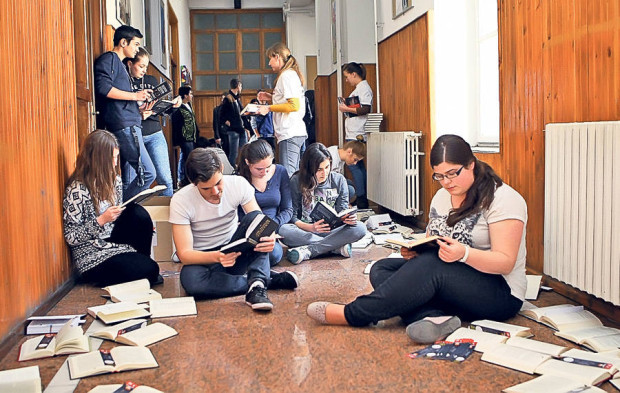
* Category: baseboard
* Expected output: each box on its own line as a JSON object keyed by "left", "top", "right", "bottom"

{"left": 0, "top": 279, "right": 75, "bottom": 361}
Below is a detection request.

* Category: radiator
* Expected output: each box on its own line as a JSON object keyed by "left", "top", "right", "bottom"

{"left": 544, "top": 121, "right": 620, "bottom": 306}
{"left": 366, "top": 132, "right": 423, "bottom": 216}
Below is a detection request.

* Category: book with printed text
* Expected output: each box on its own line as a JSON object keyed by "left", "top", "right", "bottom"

{"left": 219, "top": 214, "right": 278, "bottom": 253}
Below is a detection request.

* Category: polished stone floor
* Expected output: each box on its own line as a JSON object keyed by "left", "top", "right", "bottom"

{"left": 1, "top": 244, "right": 618, "bottom": 392}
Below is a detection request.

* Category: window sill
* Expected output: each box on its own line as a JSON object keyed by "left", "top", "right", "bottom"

{"left": 471, "top": 143, "right": 499, "bottom": 154}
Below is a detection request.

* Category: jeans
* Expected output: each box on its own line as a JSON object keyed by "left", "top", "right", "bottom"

{"left": 177, "top": 141, "right": 195, "bottom": 185}
{"left": 113, "top": 126, "right": 156, "bottom": 201}
{"left": 227, "top": 130, "right": 248, "bottom": 167}
{"left": 278, "top": 136, "right": 307, "bottom": 177}
{"left": 179, "top": 211, "right": 271, "bottom": 299}
{"left": 142, "top": 131, "right": 173, "bottom": 196}
{"left": 278, "top": 222, "right": 367, "bottom": 258}
{"left": 343, "top": 252, "right": 523, "bottom": 327}
{"left": 270, "top": 241, "right": 284, "bottom": 266}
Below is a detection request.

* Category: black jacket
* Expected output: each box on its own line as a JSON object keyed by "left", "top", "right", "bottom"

{"left": 218, "top": 90, "right": 251, "bottom": 134}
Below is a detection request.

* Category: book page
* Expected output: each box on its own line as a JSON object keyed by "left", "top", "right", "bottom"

{"left": 446, "top": 327, "right": 508, "bottom": 353}
{"left": 611, "top": 378, "right": 620, "bottom": 390}
{"left": 505, "top": 337, "right": 568, "bottom": 356}
{"left": 90, "top": 319, "right": 148, "bottom": 341}
{"left": 555, "top": 326, "right": 620, "bottom": 343}
{"left": 98, "top": 309, "right": 151, "bottom": 325}
{"left": 88, "top": 384, "right": 163, "bottom": 393}
{"left": 542, "top": 309, "right": 602, "bottom": 332}
{"left": 110, "top": 346, "right": 158, "bottom": 371}
{"left": 18, "top": 335, "right": 56, "bottom": 361}
{"left": 562, "top": 348, "right": 620, "bottom": 374}
{"left": 67, "top": 351, "right": 114, "bottom": 379}
{"left": 120, "top": 185, "right": 166, "bottom": 208}
{"left": 481, "top": 343, "right": 551, "bottom": 374}
{"left": 104, "top": 279, "right": 151, "bottom": 298}
{"left": 582, "top": 332, "right": 620, "bottom": 352}
{"left": 116, "top": 323, "right": 178, "bottom": 346}
{"left": 503, "top": 375, "right": 603, "bottom": 393}
{"left": 519, "top": 304, "right": 576, "bottom": 321}
{"left": 150, "top": 297, "right": 197, "bottom": 318}
{"left": 471, "top": 319, "right": 532, "bottom": 338}
{"left": 534, "top": 358, "right": 611, "bottom": 385}
{"left": 0, "top": 366, "right": 41, "bottom": 393}
{"left": 112, "top": 290, "right": 162, "bottom": 304}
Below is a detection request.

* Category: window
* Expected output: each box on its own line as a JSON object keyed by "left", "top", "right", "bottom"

{"left": 191, "top": 10, "right": 285, "bottom": 92}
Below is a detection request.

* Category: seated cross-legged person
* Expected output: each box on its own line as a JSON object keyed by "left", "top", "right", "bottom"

{"left": 236, "top": 139, "right": 293, "bottom": 267}
{"left": 280, "top": 143, "right": 367, "bottom": 264}
{"left": 169, "top": 148, "right": 298, "bottom": 312}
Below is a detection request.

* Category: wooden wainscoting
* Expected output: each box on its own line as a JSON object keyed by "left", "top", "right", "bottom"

{"left": 0, "top": 1, "right": 78, "bottom": 340}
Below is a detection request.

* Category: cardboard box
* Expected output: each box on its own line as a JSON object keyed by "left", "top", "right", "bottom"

{"left": 142, "top": 197, "right": 175, "bottom": 262}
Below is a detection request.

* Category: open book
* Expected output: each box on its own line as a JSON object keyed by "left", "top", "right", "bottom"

{"left": 503, "top": 375, "right": 606, "bottom": 393}
{"left": 469, "top": 319, "right": 533, "bottom": 338}
{"left": 480, "top": 343, "right": 552, "bottom": 374}
{"left": 219, "top": 213, "right": 278, "bottom": 253}
{"left": 240, "top": 103, "right": 261, "bottom": 116}
{"left": 67, "top": 347, "right": 158, "bottom": 379}
{"left": 149, "top": 297, "right": 197, "bottom": 318}
{"left": 446, "top": 327, "right": 509, "bottom": 353}
{"left": 87, "top": 302, "right": 150, "bottom": 325}
{"left": 555, "top": 326, "right": 620, "bottom": 352}
{"left": 88, "top": 383, "right": 163, "bottom": 393}
{"left": 103, "top": 279, "right": 162, "bottom": 303}
{"left": 504, "top": 337, "right": 568, "bottom": 357}
{"left": 385, "top": 235, "right": 440, "bottom": 252}
{"left": 25, "top": 314, "right": 85, "bottom": 335}
{"left": 309, "top": 201, "right": 357, "bottom": 230}
{"left": 338, "top": 96, "right": 361, "bottom": 117}
{"left": 0, "top": 366, "right": 41, "bottom": 393}
{"left": 120, "top": 185, "right": 167, "bottom": 208}
{"left": 561, "top": 347, "right": 620, "bottom": 374}
{"left": 18, "top": 320, "right": 89, "bottom": 361}
{"left": 150, "top": 99, "right": 175, "bottom": 116}
{"left": 535, "top": 358, "right": 612, "bottom": 386}
{"left": 90, "top": 319, "right": 178, "bottom": 347}
{"left": 519, "top": 304, "right": 603, "bottom": 332}
{"left": 148, "top": 81, "right": 172, "bottom": 102}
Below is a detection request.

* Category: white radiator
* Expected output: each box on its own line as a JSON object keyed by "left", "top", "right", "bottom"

{"left": 544, "top": 121, "right": 620, "bottom": 306}
{"left": 366, "top": 132, "right": 423, "bottom": 216}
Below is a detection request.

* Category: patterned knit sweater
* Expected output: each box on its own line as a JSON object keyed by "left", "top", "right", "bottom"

{"left": 63, "top": 177, "right": 135, "bottom": 274}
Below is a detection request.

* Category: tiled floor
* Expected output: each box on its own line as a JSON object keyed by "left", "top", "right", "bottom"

{"left": 1, "top": 244, "right": 618, "bottom": 392}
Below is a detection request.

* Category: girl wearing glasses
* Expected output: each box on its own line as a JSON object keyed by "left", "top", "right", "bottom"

{"left": 279, "top": 143, "right": 367, "bottom": 264}
{"left": 307, "top": 135, "right": 527, "bottom": 344}
{"left": 237, "top": 139, "right": 293, "bottom": 266}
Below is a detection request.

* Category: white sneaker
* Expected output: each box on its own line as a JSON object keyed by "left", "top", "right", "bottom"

{"left": 336, "top": 244, "right": 353, "bottom": 258}
{"left": 287, "top": 246, "right": 312, "bottom": 265}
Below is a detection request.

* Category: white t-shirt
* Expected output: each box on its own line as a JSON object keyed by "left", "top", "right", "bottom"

{"left": 327, "top": 145, "right": 345, "bottom": 174}
{"left": 168, "top": 175, "right": 254, "bottom": 250}
{"left": 345, "top": 80, "right": 373, "bottom": 140}
{"left": 426, "top": 184, "right": 528, "bottom": 300}
{"left": 272, "top": 69, "right": 307, "bottom": 142}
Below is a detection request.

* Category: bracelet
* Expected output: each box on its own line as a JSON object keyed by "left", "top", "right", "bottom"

{"left": 459, "top": 245, "right": 470, "bottom": 263}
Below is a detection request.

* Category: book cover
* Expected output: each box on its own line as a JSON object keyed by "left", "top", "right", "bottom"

{"left": 149, "top": 81, "right": 172, "bottom": 102}
{"left": 385, "top": 235, "right": 440, "bottom": 252}
{"left": 219, "top": 214, "right": 278, "bottom": 253}
{"left": 150, "top": 99, "right": 175, "bottom": 117}
{"left": 309, "top": 201, "right": 357, "bottom": 230}
{"left": 120, "top": 185, "right": 167, "bottom": 208}
{"left": 25, "top": 314, "right": 85, "bottom": 335}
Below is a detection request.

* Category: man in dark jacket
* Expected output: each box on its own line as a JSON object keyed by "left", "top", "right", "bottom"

{"left": 172, "top": 86, "right": 199, "bottom": 186}
{"left": 219, "top": 79, "right": 252, "bottom": 166}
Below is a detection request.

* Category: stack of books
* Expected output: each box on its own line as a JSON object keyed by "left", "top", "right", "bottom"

{"left": 364, "top": 113, "right": 383, "bottom": 133}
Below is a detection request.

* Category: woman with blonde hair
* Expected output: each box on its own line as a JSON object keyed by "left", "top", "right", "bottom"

{"left": 257, "top": 42, "right": 307, "bottom": 177}
{"left": 63, "top": 130, "right": 161, "bottom": 286}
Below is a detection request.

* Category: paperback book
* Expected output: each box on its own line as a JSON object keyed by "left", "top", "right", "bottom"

{"left": 25, "top": 314, "right": 85, "bottom": 335}
{"left": 67, "top": 347, "right": 158, "bottom": 379}
{"left": 120, "top": 185, "right": 167, "bottom": 208}
{"left": 0, "top": 366, "right": 41, "bottom": 393}
{"left": 87, "top": 302, "right": 151, "bottom": 325}
{"left": 149, "top": 297, "right": 197, "bottom": 318}
{"left": 90, "top": 319, "right": 178, "bottom": 347}
{"left": 87, "top": 382, "right": 163, "bottom": 393}
{"left": 309, "top": 201, "right": 357, "bottom": 230}
{"left": 18, "top": 320, "right": 89, "bottom": 361}
{"left": 103, "top": 279, "right": 162, "bottom": 304}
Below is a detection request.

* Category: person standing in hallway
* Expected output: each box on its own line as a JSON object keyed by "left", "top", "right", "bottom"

{"left": 219, "top": 79, "right": 252, "bottom": 166}
{"left": 338, "top": 62, "right": 373, "bottom": 208}
{"left": 257, "top": 42, "right": 307, "bottom": 177}
{"left": 172, "top": 85, "right": 199, "bottom": 186}
{"left": 94, "top": 25, "right": 156, "bottom": 201}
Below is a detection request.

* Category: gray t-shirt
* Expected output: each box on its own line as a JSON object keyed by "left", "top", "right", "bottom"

{"left": 290, "top": 172, "right": 349, "bottom": 223}
{"left": 169, "top": 175, "right": 254, "bottom": 250}
{"left": 426, "top": 184, "right": 528, "bottom": 300}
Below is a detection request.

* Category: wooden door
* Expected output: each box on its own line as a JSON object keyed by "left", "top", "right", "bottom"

{"left": 306, "top": 55, "right": 317, "bottom": 90}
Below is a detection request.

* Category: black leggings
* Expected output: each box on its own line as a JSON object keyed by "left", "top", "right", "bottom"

{"left": 80, "top": 203, "right": 160, "bottom": 287}
{"left": 343, "top": 251, "right": 523, "bottom": 327}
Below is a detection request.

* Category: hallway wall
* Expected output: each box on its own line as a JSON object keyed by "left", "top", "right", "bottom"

{"left": 0, "top": 1, "right": 79, "bottom": 339}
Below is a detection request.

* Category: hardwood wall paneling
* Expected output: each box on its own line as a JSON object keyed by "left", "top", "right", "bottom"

{"left": 314, "top": 75, "right": 331, "bottom": 146}
{"left": 327, "top": 72, "right": 339, "bottom": 147}
{"left": 0, "top": 1, "right": 78, "bottom": 339}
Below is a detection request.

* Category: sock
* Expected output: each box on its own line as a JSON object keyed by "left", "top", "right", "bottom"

{"left": 248, "top": 280, "right": 265, "bottom": 291}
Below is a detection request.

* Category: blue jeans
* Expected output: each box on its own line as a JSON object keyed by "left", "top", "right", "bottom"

{"left": 113, "top": 126, "right": 156, "bottom": 201}
{"left": 279, "top": 222, "right": 367, "bottom": 257}
{"left": 346, "top": 139, "right": 367, "bottom": 197}
{"left": 227, "top": 131, "right": 248, "bottom": 167}
{"left": 177, "top": 141, "right": 195, "bottom": 185}
{"left": 142, "top": 131, "right": 173, "bottom": 196}
{"left": 270, "top": 241, "right": 283, "bottom": 266}
{"left": 278, "top": 135, "right": 306, "bottom": 177}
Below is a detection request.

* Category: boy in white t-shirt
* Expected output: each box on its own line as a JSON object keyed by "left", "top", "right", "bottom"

{"left": 327, "top": 140, "right": 366, "bottom": 203}
{"left": 169, "top": 148, "right": 299, "bottom": 311}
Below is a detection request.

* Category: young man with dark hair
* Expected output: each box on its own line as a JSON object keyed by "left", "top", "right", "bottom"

{"left": 94, "top": 25, "right": 156, "bottom": 201}
{"left": 169, "top": 148, "right": 299, "bottom": 311}
{"left": 219, "top": 78, "right": 253, "bottom": 166}
{"left": 172, "top": 85, "right": 199, "bottom": 186}
{"left": 327, "top": 140, "right": 366, "bottom": 203}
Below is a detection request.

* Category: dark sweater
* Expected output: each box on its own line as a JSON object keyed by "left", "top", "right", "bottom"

{"left": 219, "top": 90, "right": 252, "bottom": 133}
{"left": 239, "top": 165, "right": 293, "bottom": 228}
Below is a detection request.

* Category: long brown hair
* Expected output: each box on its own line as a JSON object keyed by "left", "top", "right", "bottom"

{"left": 236, "top": 139, "right": 274, "bottom": 182}
{"left": 298, "top": 143, "right": 332, "bottom": 208}
{"left": 67, "top": 130, "right": 121, "bottom": 209}
{"left": 266, "top": 42, "right": 305, "bottom": 86}
{"left": 430, "top": 134, "right": 503, "bottom": 226}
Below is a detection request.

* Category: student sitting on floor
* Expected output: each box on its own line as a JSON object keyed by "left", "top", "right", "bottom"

{"left": 63, "top": 130, "right": 161, "bottom": 287}
{"left": 280, "top": 143, "right": 367, "bottom": 264}
{"left": 236, "top": 139, "right": 293, "bottom": 266}
{"left": 169, "top": 148, "right": 298, "bottom": 312}
{"left": 306, "top": 135, "right": 527, "bottom": 344}
{"left": 326, "top": 140, "right": 366, "bottom": 203}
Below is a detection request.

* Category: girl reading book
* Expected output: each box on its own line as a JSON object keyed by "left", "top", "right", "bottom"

{"left": 63, "top": 130, "right": 161, "bottom": 287}
{"left": 307, "top": 135, "right": 527, "bottom": 344}
{"left": 279, "top": 143, "right": 367, "bottom": 264}
{"left": 237, "top": 139, "right": 293, "bottom": 266}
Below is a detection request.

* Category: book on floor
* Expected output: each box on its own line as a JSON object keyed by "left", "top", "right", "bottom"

{"left": 103, "top": 279, "right": 162, "bottom": 303}
{"left": 504, "top": 337, "right": 568, "bottom": 357}
{"left": 309, "top": 201, "right": 357, "bottom": 230}
{"left": 385, "top": 235, "right": 440, "bottom": 252}
{"left": 560, "top": 348, "right": 620, "bottom": 374}
{"left": 18, "top": 320, "right": 89, "bottom": 361}
{"left": 446, "top": 327, "right": 509, "bottom": 353}
{"left": 88, "top": 382, "right": 164, "bottom": 393}
{"left": 524, "top": 275, "right": 543, "bottom": 300}
{"left": 0, "top": 365, "right": 42, "bottom": 393}
{"left": 480, "top": 343, "right": 552, "bottom": 374}
{"left": 90, "top": 319, "right": 178, "bottom": 347}
{"left": 87, "top": 302, "right": 150, "bottom": 325}
{"left": 469, "top": 319, "right": 533, "bottom": 338}
{"left": 240, "top": 103, "right": 261, "bottom": 116}
{"left": 611, "top": 377, "right": 620, "bottom": 390}
{"left": 534, "top": 358, "right": 613, "bottom": 386}
{"left": 519, "top": 304, "right": 603, "bottom": 332}
{"left": 67, "top": 347, "right": 158, "bottom": 380}
{"left": 149, "top": 297, "right": 197, "bottom": 318}
{"left": 25, "top": 314, "right": 86, "bottom": 335}
{"left": 408, "top": 340, "right": 476, "bottom": 363}
{"left": 219, "top": 213, "right": 278, "bottom": 253}
{"left": 554, "top": 326, "right": 620, "bottom": 352}
{"left": 503, "top": 375, "right": 605, "bottom": 393}
{"left": 120, "top": 185, "right": 167, "bottom": 208}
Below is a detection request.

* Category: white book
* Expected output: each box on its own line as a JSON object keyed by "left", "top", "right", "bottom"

{"left": 578, "top": 333, "right": 620, "bottom": 353}
{"left": 534, "top": 358, "right": 612, "bottom": 386}
{"left": 519, "top": 304, "right": 581, "bottom": 322}
{"left": 18, "top": 320, "right": 89, "bottom": 361}
{"left": 524, "top": 275, "right": 543, "bottom": 300}
{"left": 520, "top": 304, "right": 603, "bottom": 332}
{"left": 103, "top": 279, "right": 162, "bottom": 303}
{"left": 503, "top": 375, "right": 605, "bottom": 393}
{"left": 120, "top": 185, "right": 167, "bottom": 208}
{"left": 149, "top": 297, "right": 197, "bottom": 318}
{"left": 505, "top": 337, "right": 568, "bottom": 357}
{"left": 87, "top": 302, "right": 150, "bottom": 325}
{"left": 610, "top": 377, "right": 620, "bottom": 390}
{"left": 67, "top": 347, "right": 158, "bottom": 379}
{"left": 88, "top": 384, "right": 163, "bottom": 393}
{"left": 446, "top": 327, "right": 509, "bottom": 353}
{"left": 90, "top": 319, "right": 178, "bottom": 347}
{"left": 0, "top": 366, "right": 41, "bottom": 393}
{"left": 480, "top": 343, "right": 551, "bottom": 374}
{"left": 555, "top": 326, "right": 620, "bottom": 347}
{"left": 470, "top": 319, "right": 533, "bottom": 338}
{"left": 561, "top": 347, "right": 620, "bottom": 374}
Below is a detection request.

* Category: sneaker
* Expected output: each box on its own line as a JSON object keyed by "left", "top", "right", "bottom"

{"left": 335, "top": 244, "right": 353, "bottom": 258}
{"left": 245, "top": 285, "right": 273, "bottom": 311}
{"left": 405, "top": 316, "right": 461, "bottom": 344}
{"left": 269, "top": 270, "right": 299, "bottom": 290}
{"left": 287, "top": 246, "right": 311, "bottom": 265}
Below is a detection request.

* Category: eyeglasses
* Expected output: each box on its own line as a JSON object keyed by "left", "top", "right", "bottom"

{"left": 432, "top": 166, "right": 465, "bottom": 181}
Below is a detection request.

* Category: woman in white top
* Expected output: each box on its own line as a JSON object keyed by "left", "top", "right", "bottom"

{"left": 257, "top": 42, "right": 307, "bottom": 177}
{"left": 338, "top": 63, "right": 373, "bottom": 208}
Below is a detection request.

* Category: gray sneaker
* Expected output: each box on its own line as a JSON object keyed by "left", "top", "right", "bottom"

{"left": 406, "top": 316, "right": 461, "bottom": 344}
{"left": 287, "top": 246, "right": 311, "bottom": 265}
